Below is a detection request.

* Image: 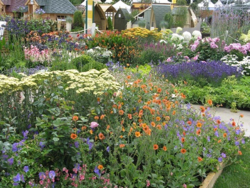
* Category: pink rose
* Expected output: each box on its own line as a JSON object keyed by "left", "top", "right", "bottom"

{"left": 167, "top": 57, "right": 172, "bottom": 62}
{"left": 90, "top": 122, "right": 99, "bottom": 129}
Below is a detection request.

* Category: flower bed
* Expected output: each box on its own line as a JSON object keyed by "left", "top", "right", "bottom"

{"left": 0, "top": 71, "right": 245, "bottom": 187}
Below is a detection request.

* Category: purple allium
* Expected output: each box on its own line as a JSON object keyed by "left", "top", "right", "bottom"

{"left": 23, "top": 166, "right": 29, "bottom": 173}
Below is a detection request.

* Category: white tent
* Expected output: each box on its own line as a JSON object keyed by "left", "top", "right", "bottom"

{"left": 198, "top": 0, "right": 215, "bottom": 10}
{"left": 113, "top": 0, "right": 131, "bottom": 12}
{"left": 215, "top": 0, "right": 223, "bottom": 7}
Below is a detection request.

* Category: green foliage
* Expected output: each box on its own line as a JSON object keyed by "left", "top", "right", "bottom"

{"left": 164, "top": 13, "right": 173, "bottom": 29}
{"left": 50, "top": 61, "right": 77, "bottom": 71}
{"left": 66, "top": 16, "right": 73, "bottom": 23}
{"left": 176, "top": 0, "right": 187, "bottom": 5}
{"left": 108, "top": 17, "right": 113, "bottom": 31}
{"left": 69, "top": 0, "right": 84, "bottom": 5}
{"left": 174, "top": 7, "right": 188, "bottom": 28}
{"left": 73, "top": 10, "right": 84, "bottom": 28}
{"left": 71, "top": 55, "right": 96, "bottom": 72}
{"left": 138, "top": 20, "right": 146, "bottom": 28}
{"left": 81, "top": 61, "right": 107, "bottom": 72}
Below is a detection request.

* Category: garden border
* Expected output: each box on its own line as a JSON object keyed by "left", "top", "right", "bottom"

{"left": 199, "top": 163, "right": 225, "bottom": 188}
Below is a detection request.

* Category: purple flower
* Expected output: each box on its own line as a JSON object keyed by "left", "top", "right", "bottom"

{"left": 87, "top": 138, "right": 94, "bottom": 150}
{"left": 215, "top": 131, "right": 219, "bottom": 137}
{"left": 23, "top": 166, "right": 29, "bottom": 173}
{"left": 12, "top": 143, "right": 19, "bottom": 152}
{"left": 106, "top": 146, "right": 110, "bottom": 153}
{"left": 39, "top": 142, "right": 45, "bottom": 149}
{"left": 94, "top": 166, "right": 101, "bottom": 177}
{"left": 49, "top": 171, "right": 56, "bottom": 179}
{"left": 218, "top": 157, "right": 223, "bottom": 163}
{"left": 207, "top": 136, "right": 210, "bottom": 142}
{"left": 242, "top": 139, "right": 245, "bottom": 144}
{"left": 8, "top": 158, "right": 14, "bottom": 165}
{"left": 22, "top": 130, "right": 29, "bottom": 139}
{"left": 235, "top": 141, "right": 240, "bottom": 146}
{"left": 13, "top": 173, "right": 25, "bottom": 183}
{"left": 74, "top": 141, "right": 79, "bottom": 148}
{"left": 221, "top": 153, "right": 226, "bottom": 158}
{"left": 236, "top": 129, "right": 241, "bottom": 135}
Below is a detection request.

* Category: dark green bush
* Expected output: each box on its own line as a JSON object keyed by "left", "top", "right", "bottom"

{"left": 73, "top": 10, "right": 84, "bottom": 28}
{"left": 71, "top": 55, "right": 96, "bottom": 71}
{"left": 108, "top": 17, "right": 113, "bottom": 31}
{"left": 81, "top": 61, "right": 107, "bottom": 72}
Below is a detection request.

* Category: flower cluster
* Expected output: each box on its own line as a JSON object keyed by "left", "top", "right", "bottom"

{"left": 35, "top": 8, "right": 45, "bottom": 15}
{"left": 224, "top": 43, "right": 250, "bottom": 55}
{"left": 122, "top": 27, "right": 162, "bottom": 41}
{"left": 24, "top": 45, "right": 51, "bottom": 63}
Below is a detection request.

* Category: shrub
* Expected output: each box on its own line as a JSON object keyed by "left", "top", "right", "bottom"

{"left": 154, "top": 60, "right": 242, "bottom": 87}
{"left": 73, "top": 10, "right": 84, "bottom": 28}
{"left": 107, "top": 17, "right": 113, "bottom": 31}
{"left": 50, "top": 61, "right": 77, "bottom": 71}
{"left": 81, "top": 61, "right": 107, "bottom": 72}
{"left": 164, "top": 13, "right": 173, "bottom": 29}
{"left": 71, "top": 55, "right": 96, "bottom": 71}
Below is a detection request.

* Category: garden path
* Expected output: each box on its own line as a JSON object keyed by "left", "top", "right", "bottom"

{"left": 191, "top": 104, "right": 250, "bottom": 137}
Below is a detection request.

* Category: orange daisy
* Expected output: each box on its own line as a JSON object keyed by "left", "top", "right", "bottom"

{"left": 223, "top": 133, "right": 227, "bottom": 138}
{"left": 238, "top": 151, "right": 242, "bottom": 155}
{"left": 156, "top": 116, "right": 161, "bottom": 121}
{"left": 119, "top": 144, "right": 125, "bottom": 148}
{"left": 198, "top": 157, "right": 203, "bottom": 162}
{"left": 181, "top": 148, "right": 186, "bottom": 154}
{"left": 240, "top": 114, "right": 244, "bottom": 118}
{"left": 207, "top": 99, "right": 213, "bottom": 106}
{"left": 196, "top": 129, "right": 201, "bottom": 135}
{"left": 157, "top": 88, "right": 162, "bottom": 93}
{"left": 196, "top": 122, "right": 202, "bottom": 128}
{"left": 70, "top": 133, "right": 77, "bottom": 140}
{"left": 156, "top": 125, "right": 162, "bottom": 130}
{"left": 151, "top": 122, "right": 156, "bottom": 127}
{"left": 119, "top": 110, "right": 124, "bottom": 115}
{"left": 135, "top": 132, "right": 141, "bottom": 137}
{"left": 187, "top": 121, "right": 192, "bottom": 125}
{"left": 153, "top": 144, "right": 159, "bottom": 150}
{"left": 181, "top": 137, "right": 185, "bottom": 143}
{"left": 232, "top": 121, "right": 236, "bottom": 126}
{"left": 163, "top": 146, "right": 167, "bottom": 151}
{"left": 72, "top": 116, "right": 79, "bottom": 121}
{"left": 99, "top": 133, "right": 105, "bottom": 140}
{"left": 98, "top": 165, "right": 104, "bottom": 170}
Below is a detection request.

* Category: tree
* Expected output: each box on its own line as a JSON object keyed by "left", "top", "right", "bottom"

{"left": 107, "top": 17, "right": 113, "bottom": 30}
{"left": 73, "top": 10, "right": 84, "bottom": 28}
{"left": 111, "top": 0, "right": 132, "bottom": 5}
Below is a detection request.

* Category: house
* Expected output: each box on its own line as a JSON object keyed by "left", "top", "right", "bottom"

{"left": 112, "top": 0, "right": 131, "bottom": 13}
{"left": 114, "top": 8, "right": 130, "bottom": 31}
{"left": 0, "top": 0, "right": 77, "bottom": 21}
{"left": 25, "top": 0, "right": 77, "bottom": 21}
{"left": 150, "top": 5, "right": 171, "bottom": 30}
{"left": 93, "top": 3, "right": 107, "bottom": 30}
{"left": 132, "top": 6, "right": 152, "bottom": 29}
{"left": 0, "top": 0, "right": 6, "bottom": 15}
{"left": 99, "top": 4, "right": 116, "bottom": 28}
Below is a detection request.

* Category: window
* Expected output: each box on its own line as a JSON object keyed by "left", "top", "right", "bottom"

{"left": 105, "top": 12, "right": 113, "bottom": 20}
{"left": 57, "top": 16, "right": 66, "bottom": 21}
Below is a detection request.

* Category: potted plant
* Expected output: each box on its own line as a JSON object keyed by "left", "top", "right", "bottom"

{"left": 66, "top": 16, "right": 73, "bottom": 32}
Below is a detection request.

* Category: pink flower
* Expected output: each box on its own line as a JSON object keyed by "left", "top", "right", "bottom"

{"left": 210, "top": 42, "right": 218, "bottom": 49}
{"left": 146, "top": 179, "right": 150, "bottom": 187}
{"left": 183, "top": 184, "right": 187, "bottom": 188}
{"left": 167, "top": 57, "right": 172, "bottom": 62}
{"left": 90, "top": 122, "right": 99, "bottom": 129}
{"left": 193, "top": 55, "right": 199, "bottom": 61}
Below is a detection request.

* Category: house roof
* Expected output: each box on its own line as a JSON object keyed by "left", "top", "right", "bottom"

{"left": 35, "top": 0, "right": 77, "bottom": 14}
{"left": 4, "top": 0, "right": 28, "bottom": 12}
{"left": 120, "top": 8, "right": 130, "bottom": 21}
{"left": 99, "top": 4, "right": 116, "bottom": 12}
{"left": 113, "top": 0, "right": 131, "bottom": 12}
{"left": 152, "top": 4, "right": 171, "bottom": 29}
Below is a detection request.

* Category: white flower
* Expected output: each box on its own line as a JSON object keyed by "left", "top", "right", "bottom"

{"left": 86, "top": 49, "right": 94, "bottom": 54}
{"left": 192, "top": 30, "right": 202, "bottom": 39}
{"left": 159, "top": 40, "right": 167, "bottom": 44}
{"left": 182, "top": 31, "right": 192, "bottom": 42}
{"left": 171, "top": 33, "right": 184, "bottom": 41}
{"left": 176, "top": 27, "right": 183, "bottom": 34}
{"left": 102, "top": 50, "right": 112, "bottom": 58}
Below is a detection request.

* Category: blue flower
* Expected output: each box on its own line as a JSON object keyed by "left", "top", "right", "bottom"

{"left": 218, "top": 157, "right": 223, "bottom": 163}
{"left": 94, "top": 166, "right": 101, "bottom": 177}
{"left": 235, "top": 141, "right": 240, "bottom": 146}
{"left": 8, "top": 158, "right": 14, "bottom": 165}
{"left": 221, "top": 153, "right": 226, "bottom": 158}
{"left": 23, "top": 166, "right": 29, "bottom": 173}
{"left": 106, "top": 146, "right": 110, "bottom": 153}
{"left": 87, "top": 138, "right": 94, "bottom": 150}
{"left": 49, "top": 170, "right": 56, "bottom": 179}
{"left": 12, "top": 143, "right": 19, "bottom": 152}
{"left": 13, "top": 173, "right": 25, "bottom": 183}
{"left": 74, "top": 141, "right": 79, "bottom": 148}
{"left": 22, "top": 130, "right": 29, "bottom": 139}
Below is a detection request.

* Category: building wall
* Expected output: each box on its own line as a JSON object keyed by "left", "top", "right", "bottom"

{"left": 0, "top": 3, "right": 6, "bottom": 15}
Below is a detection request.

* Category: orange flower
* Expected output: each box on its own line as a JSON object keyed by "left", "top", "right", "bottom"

{"left": 214, "top": 127, "right": 218, "bottom": 131}
{"left": 72, "top": 116, "right": 79, "bottom": 121}
{"left": 119, "top": 110, "right": 124, "bottom": 115}
{"left": 98, "top": 165, "right": 104, "bottom": 170}
{"left": 172, "top": 111, "right": 176, "bottom": 115}
{"left": 127, "top": 114, "right": 132, "bottom": 119}
{"left": 156, "top": 116, "right": 161, "bottom": 121}
{"left": 156, "top": 125, "right": 162, "bottom": 130}
{"left": 99, "top": 133, "right": 105, "bottom": 140}
{"left": 127, "top": 75, "right": 131, "bottom": 79}
{"left": 223, "top": 133, "right": 227, "bottom": 137}
{"left": 198, "top": 157, "right": 203, "bottom": 162}
{"left": 163, "top": 146, "right": 167, "bottom": 151}
{"left": 81, "top": 126, "right": 87, "bottom": 131}
{"left": 94, "top": 116, "right": 99, "bottom": 120}
{"left": 218, "top": 139, "right": 221, "bottom": 143}
{"left": 153, "top": 144, "right": 159, "bottom": 150}
{"left": 196, "top": 122, "right": 202, "bottom": 128}
{"left": 70, "top": 133, "right": 77, "bottom": 140}
{"left": 207, "top": 99, "right": 213, "bottom": 106}
{"left": 240, "top": 114, "right": 244, "bottom": 118}
{"left": 187, "top": 121, "right": 192, "bottom": 125}
{"left": 183, "top": 131, "right": 186, "bottom": 136}
{"left": 97, "top": 97, "right": 100, "bottom": 102}
{"left": 216, "top": 120, "right": 221, "bottom": 124}
{"left": 106, "top": 125, "right": 110, "bottom": 130}
{"left": 100, "top": 114, "right": 105, "bottom": 120}
{"left": 232, "top": 121, "right": 236, "bottom": 126}
{"left": 196, "top": 129, "right": 201, "bottom": 135}
{"left": 120, "top": 135, "right": 123, "bottom": 138}
{"left": 90, "top": 130, "right": 93, "bottom": 134}
{"left": 181, "top": 137, "right": 185, "bottom": 143}
{"left": 157, "top": 88, "right": 162, "bottom": 93}
{"left": 200, "top": 106, "right": 205, "bottom": 113}
{"left": 151, "top": 122, "right": 156, "bottom": 127}
{"left": 119, "top": 144, "right": 125, "bottom": 148}
{"left": 181, "top": 148, "right": 186, "bottom": 154}
{"left": 135, "top": 132, "right": 141, "bottom": 137}
{"left": 238, "top": 151, "right": 242, "bottom": 155}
